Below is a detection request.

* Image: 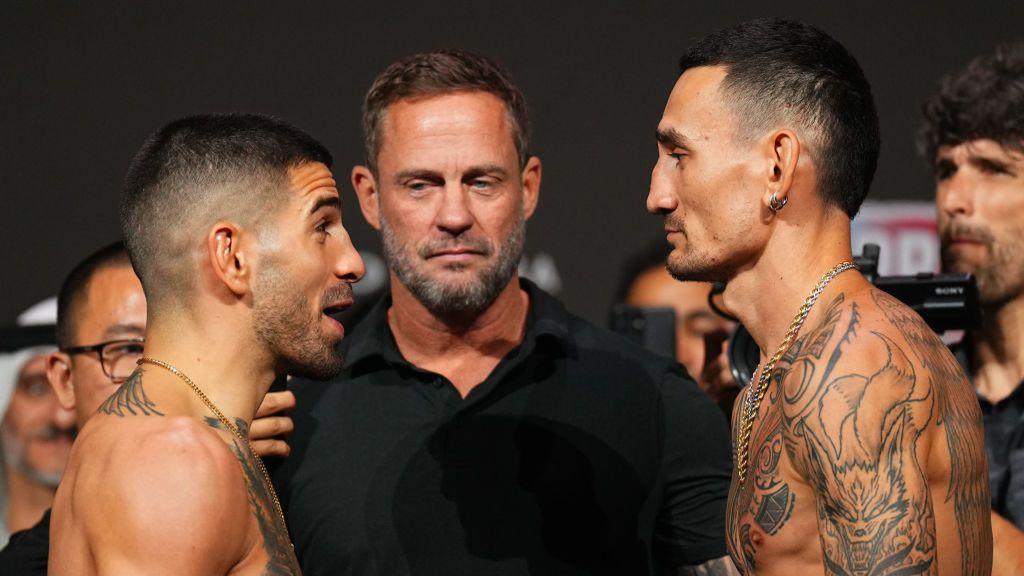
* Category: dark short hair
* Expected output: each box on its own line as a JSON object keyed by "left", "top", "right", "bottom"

{"left": 56, "top": 241, "right": 131, "bottom": 348}
{"left": 919, "top": 42, "right": 1024, "bottom": 162}
{"left": 679, "top": 18, "right": 880, "bottom": 219}
{"left": 120, "top": 113, "right": 332, "bottom": 306}
{"left": 362, "top": 49, "right": 530, "bottom": 171}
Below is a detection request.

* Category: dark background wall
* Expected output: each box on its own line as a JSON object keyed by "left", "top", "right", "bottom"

{"left": 2, "top": 1, "right": 1022, "bottom": 325}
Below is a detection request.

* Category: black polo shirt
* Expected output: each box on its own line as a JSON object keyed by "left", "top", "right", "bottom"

{"left": 955, "top": 340, "right": 1024, "bottom": 527}
{"left": 273, "top": 280, "right": 732, "bottom": 575}
{"left": 0, "top": 509, "right": 49, "bottom": 575}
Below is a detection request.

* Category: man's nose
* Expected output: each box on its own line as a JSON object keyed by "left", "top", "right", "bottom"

{"left": 647, "top": 163, "right": 678, "bottom": 215}
{"left": 334, "top": 236, "right": 365, "bottom": 284}
{"left": 436, "top": 184, "right": 474, "bottom": 235}
{"left": 938, "top": 172, "right": 975, "bottom": 218}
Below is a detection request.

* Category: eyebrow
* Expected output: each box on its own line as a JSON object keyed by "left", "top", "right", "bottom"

{"left": 394, "top": 165, "right": 510, "bottom": 184}
{"left": 309, "top": 195, "right": 341, "bottom": 216}
{"left": 102, "top": 323, "right": 146, "bottom": 339}
{"left": 968, "top": 155, "right": 1013, "bottom": 174}
{"left": 394, "top": 168, "right": 442, "bottom": 184}
{"left": 656, "top": 127, "right": 692, "bottom": 150}
{"left": 463, "top": 164, "right": 510, "bottom": 180}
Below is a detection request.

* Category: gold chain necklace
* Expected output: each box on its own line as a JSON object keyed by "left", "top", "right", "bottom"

{"left": 735, "top": 261, "right": 857, "bottom": 485}
{"left": 136, "top": 357, "right": 292, "bottom": 545}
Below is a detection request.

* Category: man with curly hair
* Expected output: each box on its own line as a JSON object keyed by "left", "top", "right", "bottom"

{"left": 922, "top": 42, "right": 1024, "bottom": 574}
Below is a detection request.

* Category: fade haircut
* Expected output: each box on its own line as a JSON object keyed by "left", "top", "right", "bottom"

{"left": 679, "top": 18, "right": 880, "bottom": 218}
{"left": 362, "top": 49, "right": 530, "bottom": 171}
{"left": 120, "top": 114, "right": 332, "bottom": 307}
{"left": 920, "top": 42, "right": 1024, "bottom": 162}
{"left": 56, "top": 241, "right": 131, "bottom": 348}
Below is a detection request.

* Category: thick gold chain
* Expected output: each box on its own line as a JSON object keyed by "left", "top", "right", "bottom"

{"left": 735, "top": 261, "right": 857, "bottom": 485}
{"left": 136, "top": 357, "right": 292, "bottom": 545}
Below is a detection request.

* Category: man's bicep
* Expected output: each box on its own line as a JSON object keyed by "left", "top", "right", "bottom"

{"left": 655, "top": 370, "right": 733, "bottom": 568}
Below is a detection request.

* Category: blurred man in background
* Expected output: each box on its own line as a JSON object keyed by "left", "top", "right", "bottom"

{"left": 0, "top": 242, "right": 141, "bottom": 571}
{"left": 0, "top": 298, "right": 70, "bottom": 545}
{"left": 617, "top": 243, "right": 738, "bottom": 414}
{"left": 923, "top": 41, "right": 1024, "bottom": 575}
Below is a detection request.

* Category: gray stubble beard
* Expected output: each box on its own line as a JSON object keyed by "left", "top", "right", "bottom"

{"left": 380, "top": 211, "right": 526, "bottom": 319}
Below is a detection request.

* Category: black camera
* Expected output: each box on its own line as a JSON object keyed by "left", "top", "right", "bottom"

{"left": 727, "top": 243, "right": 982, "bottom": 386}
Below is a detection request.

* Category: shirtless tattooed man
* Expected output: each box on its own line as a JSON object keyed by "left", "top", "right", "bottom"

{"left": 49, "top": 114, "right": 364, "bottom": 575}
{"left": 647, "top": 18, "right": 991, "bottom": 575}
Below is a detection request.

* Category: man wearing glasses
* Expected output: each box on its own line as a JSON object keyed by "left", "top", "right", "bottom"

{"left": 48, "top": 242, "right": 146, "bottom": 424}
{"left": 0, "top": 242, "right": 139, "bottom": 573}
{"left": 0, "top": 240, "right": 300, "bottom": 573}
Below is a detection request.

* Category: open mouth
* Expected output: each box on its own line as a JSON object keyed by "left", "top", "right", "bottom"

{"left": 322, "top": 301, "right": 353, "bottom": 324}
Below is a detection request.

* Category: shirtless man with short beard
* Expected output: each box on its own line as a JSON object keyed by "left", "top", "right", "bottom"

{"left": 50, "top": 114, "right": 364, "bottom": 575}
{"left": 648, "top": 18, "right": 991, "bottom": 575}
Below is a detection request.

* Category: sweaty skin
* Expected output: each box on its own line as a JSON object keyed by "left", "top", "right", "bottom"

{"left": 725, "top": 281, "right": 990, "bottom": 576}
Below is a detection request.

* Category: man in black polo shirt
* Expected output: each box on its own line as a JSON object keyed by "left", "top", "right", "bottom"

{"left": 922, "top": 42, "right": 1024, "bottom": 574}
{"left": 273, "top": 49, "right": 735, "bottom": 575}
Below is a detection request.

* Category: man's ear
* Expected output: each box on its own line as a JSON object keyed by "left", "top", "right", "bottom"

{"left": 521, "top": 156, "right": 542, "bottom": 220}
{"left": 351, "top": 165, "right": 381, "bottom": 230}
{"left": 761, "top": 129, "right": 801, "bottom": 212}
{"left": 207, "top": 223, "right": 251, "bottom": 297}
{"left": 46, "top": 351, "right": 76, "bottom": 412}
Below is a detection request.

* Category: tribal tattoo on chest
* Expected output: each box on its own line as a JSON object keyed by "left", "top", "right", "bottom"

{"left": 728, "top": 291, "right": 988, "bottom": 575}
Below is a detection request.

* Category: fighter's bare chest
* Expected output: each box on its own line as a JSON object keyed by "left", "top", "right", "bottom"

{"left": 726, "top": 402, "right": 820, "bottom": 574}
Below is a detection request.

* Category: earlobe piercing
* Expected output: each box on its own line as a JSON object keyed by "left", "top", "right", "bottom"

{"left": 769, "top": 192, "right": 788, "bottom": 212}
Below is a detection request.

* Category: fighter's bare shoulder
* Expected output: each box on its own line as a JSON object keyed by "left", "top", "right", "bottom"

{"left": 776, "top": 285, "right": 970, "bottom": 408}
{"left": 773, "top": 284, "right": 989, "bottom": 575}
{"left": 73, "top": 416, "right": 253, "bottom": 573}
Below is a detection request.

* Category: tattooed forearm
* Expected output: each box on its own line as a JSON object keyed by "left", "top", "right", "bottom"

{"left": 666, "top": 555, "right": 741, "bottom": 576}
{"left": 98, "top": 368, "right": 164, "bottom": 417}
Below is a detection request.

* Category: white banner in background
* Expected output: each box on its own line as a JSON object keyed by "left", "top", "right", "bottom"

{"left": 851, "top": 200, "right": 940, "bottom": 276}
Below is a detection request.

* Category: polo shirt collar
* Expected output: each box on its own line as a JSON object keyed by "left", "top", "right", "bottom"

{"left": 343, "top": 278, "right": 570, "bottom": 371}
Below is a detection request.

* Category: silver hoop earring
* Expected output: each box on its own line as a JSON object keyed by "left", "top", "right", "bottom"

{"left": 769, "top": 192, "right": 788, "bottom": 213}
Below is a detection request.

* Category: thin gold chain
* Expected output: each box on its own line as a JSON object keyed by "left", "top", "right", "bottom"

{"left": 136, "top": 357, "right": 291, "bottom": 545}
{"left": 735, "top": 261, "right": 857, "bottom": 485}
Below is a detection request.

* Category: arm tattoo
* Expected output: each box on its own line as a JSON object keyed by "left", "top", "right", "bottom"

{"left": 667, "top": 555, "right": 741, "bottom": 576}
{"left": 777, "top": 294, "right": 937, "bottom": 575}
{"left": 871, "top": 290, "right": 990, "bottom": 575}
{"left": 205, "top": 417, "right": 301, "bottom": 575}
{"left": 97, "top": 368, "right": 164, "bottom": 417}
